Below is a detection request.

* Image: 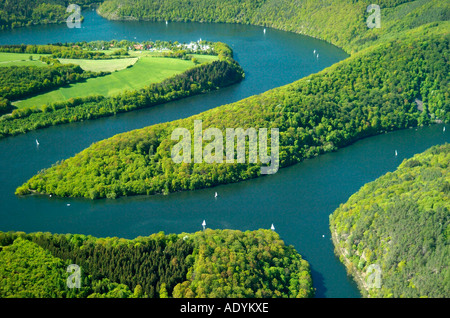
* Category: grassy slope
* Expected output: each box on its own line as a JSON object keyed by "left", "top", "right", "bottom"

{"left": 0, "top": 52, "right": 47, "bottom": 67}
{"left": 14, "top": 56, "right": 202, "bottom": 109}
{"left": 58, "top": 57, "right": 139, "bottom": 72}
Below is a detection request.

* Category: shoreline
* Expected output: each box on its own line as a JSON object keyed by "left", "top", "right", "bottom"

{"left": 330, "top": 226, "right": 368, "bottom": 297}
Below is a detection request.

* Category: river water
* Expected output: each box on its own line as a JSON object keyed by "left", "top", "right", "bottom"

{"left": 0, "top": 10, "right": 447, "bottom": 298}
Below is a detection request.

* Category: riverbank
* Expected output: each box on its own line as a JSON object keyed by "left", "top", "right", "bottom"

{"left": 330, "top": 227, "right": 367, "bottom": 297}
{"left": 330, "top": 143, "right": 450, "bottom": 298}
{"left": 16, "top": 31, "right": 449, "bottom": 199}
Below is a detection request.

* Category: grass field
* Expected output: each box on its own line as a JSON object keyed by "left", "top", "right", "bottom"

{"left": 0, "top": 53, "right": 46, "bottom": 67}
{"left": 188, "top": 54, "right": 218, "bottom": 64}
{"left": 13, "top": 56, "right": 207, "bottom": 109}
{"left": 58, "top": 57, "right": 139, "bottom": 72}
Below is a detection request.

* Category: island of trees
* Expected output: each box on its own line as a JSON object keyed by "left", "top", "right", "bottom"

{"left": 0, "top": 60, "right": 109, "bottom": 115}
{"left": 330, "top": 143, "right": 449, "bottom": 298}
{"left": 0, "top": 229, "right": 314, "bottom": 298}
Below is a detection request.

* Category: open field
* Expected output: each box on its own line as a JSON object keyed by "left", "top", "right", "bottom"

{"left": 0, "top": 52, "right": 46, "bottom": 67}
{"left": 13, "top": 56, "right": 201, "bottom": 109}
{"left": 58, "top": 57, "right": 139, "bottom": 72}
{"left": 188, "top": 53, "right": 218, "bottom": 64}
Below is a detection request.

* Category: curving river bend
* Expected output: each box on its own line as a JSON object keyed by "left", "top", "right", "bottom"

{"left": 0, "top": 10, "right": 448, "bottom": 298}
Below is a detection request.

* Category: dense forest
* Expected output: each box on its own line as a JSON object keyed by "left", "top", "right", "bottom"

{"left": 16, "top": 30, "right": 449, "bottom": 199}
{"left": 0, "top": 41, "right": 244, "bottom": 136}
{"left": 97, "top": 0, "right": 449, "bottom": 53}
{"left": 0, "top": 44, "right": 109, "bottom": 60}
{"left": 330, "top": 144, "right": 449, "bottom": 297}
{"left": 0, "top": 229, "right": 313, "bottom": 298}
{"left": 0, "top": 0, "right": 102, "bottom": 30}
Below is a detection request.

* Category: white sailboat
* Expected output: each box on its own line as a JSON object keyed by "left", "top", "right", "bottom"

{"left": 395, "top": 150, "right": 398, "bottom": 156}
{"left": 263, "top": 28, "right": 266, "bottom": 34}
{"left": 313, "top": 49, "right": 316, "bottom": 54}
{"left": 215, "top": 192, "right": 218, "bottom": 198}
{"left": 202, "top": 220, "right": 206, "bottom": 231}
{"left": 271, "top": 224, "right": 275, "bottom": 231}
{"left": 35, "top": 139, "right": 39, "bottom": 146}
{"left": 444, "top": 126, "right": 446, "bottom": 132}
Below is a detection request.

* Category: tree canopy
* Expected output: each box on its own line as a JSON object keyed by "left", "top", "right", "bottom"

{"left": 0, "top": 229, "right": 313, "bottom": 298}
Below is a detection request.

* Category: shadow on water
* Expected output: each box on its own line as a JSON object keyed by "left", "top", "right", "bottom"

{"left": 311, "top": 267, "right": 327, "bottom": 298}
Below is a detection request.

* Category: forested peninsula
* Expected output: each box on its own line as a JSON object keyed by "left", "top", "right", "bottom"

{"left": 3, "top": 0, "right": 449, "bottom": 300}
{"left": 330, "top": 143, "right": 449, "bottom": 298}
{"left": 0, "top": 41, "right": 244, "bottom": 138}
{"left": 0, "top": 0, "right": 101, "bottom": 30}
{"left": 17, "top": 29, "right": 449, "bottom": 199}
{"left": 0, "top": 229, "right": 313, "bottom": 298}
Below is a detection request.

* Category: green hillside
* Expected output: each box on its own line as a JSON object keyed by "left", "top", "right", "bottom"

{"left": 330, "top": 143, "right": 449, "bottom": 297}
{"left": 14, "top": 56, "right": 201, "bottom": 109}
{"left": 0, "top": 0, "right": 101, "bottom": 30}
{"left": 0, "top": 41, "right": 244, "bottom": 138}
{"left": 97, "top": 0, "right": 449, "bottom": 53}
{"left": 18, "top": 0, "right": 449, "bottom": 199}
{"left": 0, "top": 229, "right": 313, "bottom": 298}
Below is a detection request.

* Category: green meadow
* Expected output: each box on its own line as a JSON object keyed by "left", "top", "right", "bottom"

{"left": 14, "top": 55, "right": 212, "bottom": 109}
{"left": 58, "top": 57, "right": 139, "bottom": 72}
{"left": 0, "top": 52, "right": 46, "bottom": 67}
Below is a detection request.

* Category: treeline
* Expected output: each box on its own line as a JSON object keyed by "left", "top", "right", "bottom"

{"left": 0, "top": 229, "right": 313, "bottom": 298}
{"left": 330, "top": 143, "right": 449, "bottom": 298}
{"left": 0, "top": 62, "right": 107, "bottom": 103}
{"left": 0, "top": 44, "right": 112, "bottom": 60}
{"left": 2, "top": 52, "right": 244, "bottom": 139}
{"left": 0, "top": 97, "right": 12, "bottom": 115}
{"left": 0, "top": 0, "right": 102, "bottom": 30}
{"left": 16, "top": 32, "right": 449, "bottom": 199}
{"left": 97, "top": 0, "right": 449, "bottom": 53}
{"left": 0, "top": 39, "right": 219, "bottom": 56}
{"left": 0, "top": 237, "right": 134, "bottom": 298}
{"left": 0, "top": 56, "right": 110, "bottom": 116}
{"left": 0, "top": 38, "right": 219, "bottom": 60}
